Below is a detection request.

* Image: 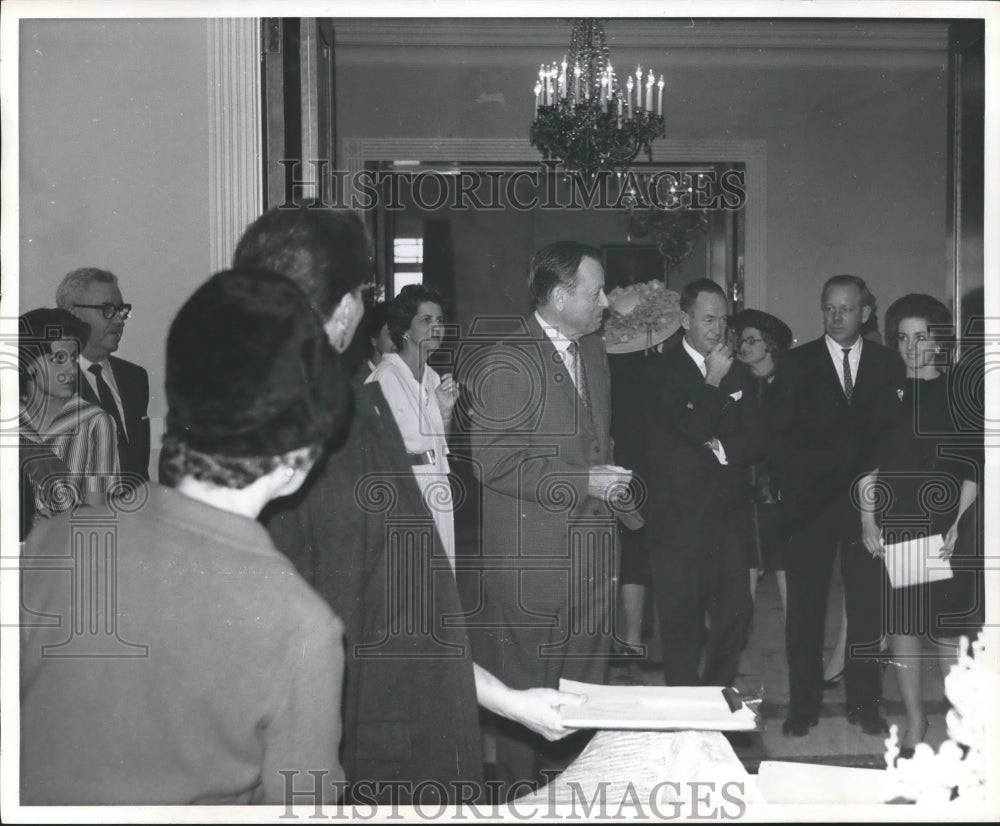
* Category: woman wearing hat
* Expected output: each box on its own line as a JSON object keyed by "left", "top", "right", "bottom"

{"left": 21, "top": 269, "right": 351, "bottom": 804}
{"left": 731, "top": 308, "right": 794, "bottom": 614}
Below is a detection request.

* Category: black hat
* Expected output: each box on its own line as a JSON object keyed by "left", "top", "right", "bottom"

{"left": 731, "top": 309, "right": 793, "bottom": 352}
{"left": 165, "top": 268, "right": 350, "bottom": 458}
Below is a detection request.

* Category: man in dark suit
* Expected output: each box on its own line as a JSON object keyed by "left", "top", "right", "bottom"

{"left": 463, "top": 241, "right": 636, "bottom": 797}
{"left": 773, "top": 274, "right": 905, "bottom": 737}
{"left": 57, "top": 268, "right": 150, "bottom": 483}
{"left": 235, "top": 207, "right": 576, "bottom": 805}
{"left": 641, "top": 279, "right": 763, "bottom": 688}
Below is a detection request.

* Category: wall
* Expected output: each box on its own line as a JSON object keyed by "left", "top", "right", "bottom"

{"left": 334, "top": 20, "right": 951, "bottom": 347}
{"left": 19, "top": 18, "right": 214, "bottom": 463}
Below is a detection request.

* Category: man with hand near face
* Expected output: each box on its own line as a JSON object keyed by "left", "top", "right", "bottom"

{"left": 640, "top": 279, "right": 763, "bottom": 689}
{"left": 57, "top": 267, "right": 150, "bottom": 484}
{"left": 772, "top": 274, "right": 904, "bottom": 737}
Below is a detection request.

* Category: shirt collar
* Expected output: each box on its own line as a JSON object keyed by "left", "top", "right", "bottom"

{"left": 825, "top": 334, "right": 863, "bottom": 359}
{"left": 78, "top": 354, "right": 110, "bottom": 373}
{"left": 535, "top": 311, "right": 573, "bottom": 353}
{"left": 682, "top": 336, "right": 707, "bottom": 371}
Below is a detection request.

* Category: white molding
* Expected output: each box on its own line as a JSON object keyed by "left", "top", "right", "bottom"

{"left": 334, "top": 19, "right": 949, "bottom": 69}
{"left": 342, "top": 137, "right": 766, "bottom": 308}
{"left": 207, "top": 18, "right": 262, "bottom": 273}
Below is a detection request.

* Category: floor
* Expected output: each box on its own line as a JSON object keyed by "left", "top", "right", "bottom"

{"left": 610, "top": 564, "right": 952, "bottom": 773}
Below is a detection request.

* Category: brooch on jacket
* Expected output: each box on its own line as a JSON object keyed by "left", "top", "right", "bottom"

{"left": 897, "top": 388, "right": 904, "bottom": 401}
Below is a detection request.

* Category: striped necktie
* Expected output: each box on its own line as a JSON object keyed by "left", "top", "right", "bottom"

{"left": 567, "top": 340, "right": 592, "bottom": 415}
{"left": 842, "top": 348, "right": 854, "bottom": 404}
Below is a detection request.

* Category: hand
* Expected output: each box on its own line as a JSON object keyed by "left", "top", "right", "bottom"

{"left": 504, "top": 688, "right": 587, "bottom": 742}
{"left": 435, "top": 373, "right": 460, "bottom": 417}
{"left": 588, "top": 465, "right": 632, "bottom": 502}
{"left": 860, "top": 518, "right": 884, "bottom": 558}
{"left": 940, "top": 523, "right": 959, "bottom": 560}
{"left": 704, "top": 342, "right": 734, "bottom": 387}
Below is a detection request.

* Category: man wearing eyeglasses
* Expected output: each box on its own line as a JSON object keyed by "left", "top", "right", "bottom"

{"left": 56, "top": 267, "right": 150, "bottom": 485}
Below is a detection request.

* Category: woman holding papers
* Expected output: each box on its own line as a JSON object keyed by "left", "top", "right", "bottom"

{"left": 856, "top": 294, "right": 981, "bottom": 758}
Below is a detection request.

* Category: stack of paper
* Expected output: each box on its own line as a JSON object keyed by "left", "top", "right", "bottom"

{"left": 558, "top": 679, "right": 759, "bottom": 731}
{"left": 883, "top": 533, "right": 953, "bottom": 589}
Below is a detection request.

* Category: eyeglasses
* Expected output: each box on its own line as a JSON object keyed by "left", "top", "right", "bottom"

{"left": 74, "top": 302, "right": 133, "bottom": 320}
{"left": 739, "top": 337, "right": 763, "bottom": 347}
{"left": 46, "top": 350, "right": 78, "bottom": 365}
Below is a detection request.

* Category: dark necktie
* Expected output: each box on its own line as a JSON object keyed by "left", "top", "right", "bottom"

{"left": 567, "top": 340, "right": 592, "bottom": 415}
{"left": 842, "top": 348, "right": 854, "bottom": 404}
{"left": 88, "top": 364, "right": 128, "bottom": 445}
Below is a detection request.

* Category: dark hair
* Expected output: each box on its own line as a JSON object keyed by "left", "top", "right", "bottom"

{"left": 364, "top": 301, "right": 391, "bottom": 344}
{"left": 386, "top": 284, "right": 445, "bottom": 350}
{"left": 55, "top": 267, "right": 118, "bottom": 310}
{"left": 18, "top": 308, "right": 90, "bottom": 397}
{"left": 679, "top": 278, "right": 727, "bottom": 313}
{"left": 731, "top": 308, "right": 793, "bottom": 355}
{"left": 233, "top": 207, "right": 371, "bottom": 318}
{"left": 527, "top": 241, "right": 603, "bottom": 309}
{"left": 821, "top": 274, "right": 874, "bottom": 309}
{"left": 884, "top": 293, "right": 954, "bottom": 349}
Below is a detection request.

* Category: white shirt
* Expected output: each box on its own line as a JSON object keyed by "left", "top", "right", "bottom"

{"left": 77, "top": 354, "right": 128, "bottom": 440}
{"left": 825, "top": 334, "right": 863, "bottom": 394}
{"left": 366, "top": 353, "right": 448, "bottom": 462}
{"left": 535, "top": 312, "right": 583, "bottom": 393}
{"left": 681, "top": 337, "right": 728, "bottom": 466}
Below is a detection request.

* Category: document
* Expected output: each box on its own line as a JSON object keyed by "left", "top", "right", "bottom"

{"left": 883, "top": 533, "right": 953, "bottom": 589}
{"left": 558, "top": 679, "right": 759, "bottom": 731}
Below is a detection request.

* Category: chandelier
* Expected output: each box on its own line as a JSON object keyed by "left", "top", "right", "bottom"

{"left": 530, "top": 19, "right": 665, "bottom": 177}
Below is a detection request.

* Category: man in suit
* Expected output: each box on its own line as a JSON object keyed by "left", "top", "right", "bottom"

{"left": 235, "top": 207, "right": 578, "bottom": 805}
{"left": 641, "top": 279, "right": 763, "bottom": 688}
{"left": 463, "top": 241, "right": 636, "bottom": 796}
{"left": 57, "top": 267, "right": 150, "bottom": 482}
{"left": 773, "top": 274, "right": 905, "bottom": 737}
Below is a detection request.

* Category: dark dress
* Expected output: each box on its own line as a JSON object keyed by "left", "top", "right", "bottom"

{"left": 873, "top": 376, "right": 983, "bottom": 638}
{"left": 738, "top": 368, "right": 788, "bottom": 571}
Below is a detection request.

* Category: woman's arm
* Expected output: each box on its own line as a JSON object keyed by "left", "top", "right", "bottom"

{"left": 856, "top": 470, "right": 884, "bottom": 557}
{"left": 941, "top": 480, "right": 978, "bottom": 559}
{"left": 81, "top": 411, "right": 120, "bottom": 505}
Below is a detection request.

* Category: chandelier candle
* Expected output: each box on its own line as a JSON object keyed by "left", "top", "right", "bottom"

{"left": 531, "top": 18, "right": 666, "bottom": 176}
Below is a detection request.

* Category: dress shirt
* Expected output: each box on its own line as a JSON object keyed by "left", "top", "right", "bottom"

{"left": 825, "top": 334, "right": 863, "bottom": 395}
{"left": 78, "top": 354, "right": 128, "bottom": 441}
{"left": 681, "top": 337, "right": 728, "bottom": 466}
{"left": 535, "top": 312, "right": 584, "bottom": 393}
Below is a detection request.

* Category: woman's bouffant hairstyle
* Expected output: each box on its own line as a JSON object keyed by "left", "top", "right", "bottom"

{"left": 884, "top": 293, "right": 955, "bottom": 350}
{"left": 18, "top": 308, "right": 90, "bottom": 398}
{"left": 385, "top": 284, "right": 446, "bottom": 350}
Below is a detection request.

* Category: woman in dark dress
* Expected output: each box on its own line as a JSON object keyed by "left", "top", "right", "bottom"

{"left": 732, "top": 309, "right": 793, "bottom": 615}
{"left": 856, "top": 294, "right": 981, "bottom": 756}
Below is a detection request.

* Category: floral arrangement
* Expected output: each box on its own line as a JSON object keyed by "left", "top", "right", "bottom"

{"left": 603, "top": 279, "right": 682, "bottom": 353}
{"left": 884, "top": 629, "right": 995, "bottom": 807}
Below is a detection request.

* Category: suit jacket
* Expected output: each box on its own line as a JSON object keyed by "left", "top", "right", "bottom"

{"left": 78, "top": 355, "right": 150, "bottom": 481}
{"left": 463, "top": 315, "right": 618, "bottom": 689}
{"left": 262, "top": 381, "right": 482, "bottom": 800}
{"left": 641, "top": 343, "right": 765, "bottom": 548}
{"left": 770, "top": 336, "right": 905, "bottom": 535}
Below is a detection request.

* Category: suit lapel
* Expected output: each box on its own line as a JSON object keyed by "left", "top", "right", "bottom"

{"left": 526, "top": 316, "right": 597, "bottom": 438}
{"left": 77, "top": 367, "right": 99, "bottom": 406}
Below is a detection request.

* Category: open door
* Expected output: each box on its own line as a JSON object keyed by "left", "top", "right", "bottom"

{"left": 261, "top": 18, "right": 336, "bottom": 209}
